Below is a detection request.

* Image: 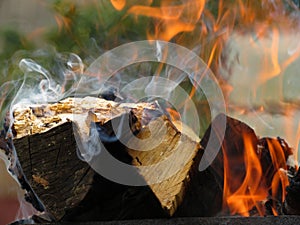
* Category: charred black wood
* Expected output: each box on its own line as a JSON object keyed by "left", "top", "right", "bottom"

{"left": 284, "top": 169, "right": 300, "bottom": 215}
{"left": 175, "top": 114, "right": 256, "bottom": 216}
{"left": 202, "top": 114, "right": 258, "bottom": 215}
{"left": 61, "top": 173, "right": 167, "bottom": 222}
{"left": 97, "top": 86, "right": 122, "bottom": 101}
{"left": 258, "top": 137, "right": 295, "bottom": 185}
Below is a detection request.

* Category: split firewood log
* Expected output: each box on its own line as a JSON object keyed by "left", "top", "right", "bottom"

{"left": 11, "top": 96, "right": 203, "bottom": 221}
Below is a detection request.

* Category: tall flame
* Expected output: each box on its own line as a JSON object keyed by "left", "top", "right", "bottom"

{"left": 124, "top": 0, "right": 205, "bottom": 41}
{"left": 107, "top": 0, "right": 300, "bottom": 92}
{"left": 110, "top": 0, "right": 126, "bottom": 11}
{"left": 223, "top": 134, "right": 268, "bottom": 216}
{"left": 106, "top": 1, "right": 299, "bottom": 216}
{"left": 222, "top": 135, "right": 293, "bottom": 216}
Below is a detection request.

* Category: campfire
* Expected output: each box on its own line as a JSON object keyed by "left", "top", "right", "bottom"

{"left": 0, "top": 0, "right": 300, "bottom": 224}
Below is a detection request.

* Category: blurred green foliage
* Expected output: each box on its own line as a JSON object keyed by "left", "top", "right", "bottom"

{"left": 0, "top": 0, "right": 159, "bottom": 85}
{"left": 0, "top": 0, "right": 226, "bottom": 81}
{"left": 1, "top": 0, "right": 298, "bottom": 77}
{"left": 0, "top": 29, "right": 33, "bottom": 61}
{"left": 0, "top": 0, "right": 151, "bottom": 79}
{"left": 0, "top": 0, "right": 215, "bottom": 136}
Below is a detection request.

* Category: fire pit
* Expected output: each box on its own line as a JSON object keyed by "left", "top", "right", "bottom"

{"left": 0, "top": 0, "right": 300, "bottom": 224}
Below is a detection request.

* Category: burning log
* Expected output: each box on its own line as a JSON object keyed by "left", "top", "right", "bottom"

{"left": 10, "top": 96, "right": 203, "bottom": 221}
{"left": 194, "top": 114, "right": 297, "bottom": 216}
{"left": 174, "top": 113, "right": 259, "bottom": 217}
{"left": 3, "top": 97, "right": 300, "bottom": 222}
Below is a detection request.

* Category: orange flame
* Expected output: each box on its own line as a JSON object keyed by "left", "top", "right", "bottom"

{"left": 166, "top": 108, "right": 181, "bottom": 121}
{"left": 223, "top": 135, "right": 292, "bottom": 216}
{"left": 266, "top": 139, "right": 290, "bottom": 210}
{"left": 223, "top": 134, "right": 268, "bottom": 216}
{"left": 110, "top": 0, "right": 126, "bottom": 11}
{"left": 54, "top": 14, "right": 73, "bottom": 33}
{"left": 126, "top": 0, "right": 205, "bottom": 41}
{"left": 248, "top": 25, "right": 282, "bottom": 83}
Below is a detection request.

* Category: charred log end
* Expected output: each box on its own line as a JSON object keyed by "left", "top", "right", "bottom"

{"left": 258, "top": 137, "right": 297, "bottom": 214}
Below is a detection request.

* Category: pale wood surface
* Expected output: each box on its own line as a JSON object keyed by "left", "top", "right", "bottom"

{"left": 12, "top": 97, "right": 203, "bottom": 220}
